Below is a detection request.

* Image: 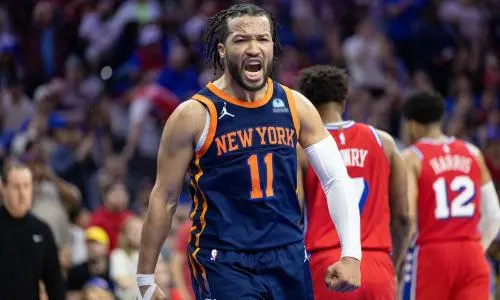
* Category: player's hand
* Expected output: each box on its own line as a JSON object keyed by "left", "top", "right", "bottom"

{"left": 139, "top": 285, "right": 167, "bottom": 300}
{"left": 325, "top": 256, "right": 361, "bottom": 292}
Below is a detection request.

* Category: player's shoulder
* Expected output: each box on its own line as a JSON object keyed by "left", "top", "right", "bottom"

{"left": 284, "top": 87, "right": 311, "bottom": 109}
{"left": 460, "top": 139, "right": 482, "bottom": 158}
{"left": 401, "top": 144, "right": 421, "bottom": 158}
{"left": 269, "top": 83, "right": 307, "bottom": 114}
{"left": 401, "top": 144, "right": 423, "bottom": 168}
{"left": 163, "top": 98, "right": 208, "bottom": 142}
{"left": 458, "top": 140, "right": 488, "bottom": 171}
{"left": 356, "top": 123, "right": 396, "bottom": 149}
{"left": 285, "top": 88, "right": 319, "bottom": 129}
{"left": 171, "top": 98, "right": 207, "bottom": 122}
{"left": 373, "top": 128, "right": 395, "bottom": 145}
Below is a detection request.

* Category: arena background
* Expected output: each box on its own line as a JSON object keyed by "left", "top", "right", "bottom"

{"left": 0, "top": 0, "right": 499, "bottom": 299}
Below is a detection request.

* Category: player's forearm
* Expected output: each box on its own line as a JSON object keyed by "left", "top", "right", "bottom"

{"left": 137, "top": 191, "right": 178, "bottom": 274}
{"left": 390, "top": 214, "right": 413, "bottom": 272}
{"left": 305, "top": 136, "right": 362, "bottom": 260}
{"left": 326, "top": 179, "right": 362, "bottom": 260}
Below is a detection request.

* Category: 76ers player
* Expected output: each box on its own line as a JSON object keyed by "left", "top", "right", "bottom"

{"left": 297, "top": 65, "right": 413, "bottom": 299}
{"left": 400, "top": 90, "right": 500, "bottom": 300}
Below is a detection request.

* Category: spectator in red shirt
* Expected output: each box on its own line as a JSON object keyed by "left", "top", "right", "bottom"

{"left": 171, "top": 220, "right": 194, "bottom": 300}
{"left": 90, "top": 181, "right": 134, "bottom": 251}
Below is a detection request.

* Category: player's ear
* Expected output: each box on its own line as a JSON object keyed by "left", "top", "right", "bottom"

{"left": 217, "top": 43, "right": 226, "bottom": 60}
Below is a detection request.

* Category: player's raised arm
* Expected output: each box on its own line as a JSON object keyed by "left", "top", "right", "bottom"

{"left": 468, "top": 144, "right": 500, "bottom": 251}
{"left": 293, "top": 89, "right": 361, "bottom": 292}
{"left": 136, "top": 100, "right": 206, "bottom": 300}
{"left": 378, "top": 130, "right": 413, "bottom": 272}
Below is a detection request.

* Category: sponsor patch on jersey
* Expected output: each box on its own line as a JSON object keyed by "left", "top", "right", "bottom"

{"left": 272, "top": 98, "right": 289, "bottom": 113}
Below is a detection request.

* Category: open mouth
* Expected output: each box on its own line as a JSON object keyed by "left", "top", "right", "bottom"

{"left": 243, "top": 60, "right": 263, "bottom": 82}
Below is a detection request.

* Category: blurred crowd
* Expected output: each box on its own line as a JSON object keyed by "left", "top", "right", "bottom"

{"left": 0, "top": 0, "right": 499, "bottom": 299}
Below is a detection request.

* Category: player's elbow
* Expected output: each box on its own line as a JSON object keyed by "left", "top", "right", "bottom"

{"left": 393, "top": 213, "right": 414, "bottom": 235}
{"left": 404, "top": 215, "right": 416, "bottom": 237}
{"left": 148, "top": 186, "right": 179, "bottom": 216}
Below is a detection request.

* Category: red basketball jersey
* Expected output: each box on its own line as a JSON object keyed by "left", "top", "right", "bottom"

{"left": 410, "top": 137, "right": 482, "bottom": 245}
{"left": 304, "top": 121, "right": 392, "bottom": 252}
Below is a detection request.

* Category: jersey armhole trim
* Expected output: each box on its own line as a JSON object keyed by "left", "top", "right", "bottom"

{"left": 368, "top": 125, "right": 383, "bottom": 148}
{"left": 465, "top": 142, "right": 481, "bottom": 157}
{"left": 192, "top": 94, "right": 217, "bottom": 158}
{"left": 281, "top": 85, "right": 300, "bottom": 140}
{"left": 195, "top": 108, "right": 210, "bottom": 153}
{"left": 408, "top": 145, "right": 423, "bottom": 161}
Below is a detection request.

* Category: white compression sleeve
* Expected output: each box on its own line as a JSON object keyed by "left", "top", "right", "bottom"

{"left": 478, "top": 181, "right": 500, "bottom": 251}
{"left": 305, "top": 136, "right": 362, "bottom": 260}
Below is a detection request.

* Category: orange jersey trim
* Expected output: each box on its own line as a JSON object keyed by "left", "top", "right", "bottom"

{"left": 187, "top": 251, "right": 198, "bottom": 280}
{"left": 192, "top": 158, "right": 208, "bottom": 248}
{"left": 192, "top": 94, "right": 218, "bottom": 158}
{"left": 206, "top": 78, "right": 274, "bottom": 108}
{"left": 189, "top": 180, "right": 199, "bottom": 221}
{"left": 281, "top": 85, "right": 300, "bottom": 140}
{"left": 191, "top": 248, "right": 208, "bottom": 290}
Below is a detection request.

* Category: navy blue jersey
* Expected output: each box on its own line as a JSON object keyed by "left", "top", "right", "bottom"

{"left": 188, "top": 79, "right": 302, "bottom": 251}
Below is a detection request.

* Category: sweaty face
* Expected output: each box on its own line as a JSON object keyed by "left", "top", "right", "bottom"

{"left": 2, "top": 168, "right": 33, "bottom": 218}
{"left": 221, "top": 15, "right": 274, "bottom": 91}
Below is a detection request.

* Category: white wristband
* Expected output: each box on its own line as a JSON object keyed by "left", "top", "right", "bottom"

{"left": 136, "top": 274, "right": 157, "bottom": 300}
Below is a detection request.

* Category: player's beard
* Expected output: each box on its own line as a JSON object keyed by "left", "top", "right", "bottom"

{"left": 226, "top": 56, "right": 272, "bottom": 92}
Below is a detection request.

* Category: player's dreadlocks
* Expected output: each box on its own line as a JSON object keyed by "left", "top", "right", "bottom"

{"left": 297, "top": 65, "right": 349, "bottom": 108}
{"left": 203, "top": 3, "right": 281, "bottom": 72}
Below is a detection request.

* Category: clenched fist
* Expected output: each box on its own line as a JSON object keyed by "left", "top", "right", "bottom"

{"left": 325, "top": 256, "right": 361, "bottom": 292}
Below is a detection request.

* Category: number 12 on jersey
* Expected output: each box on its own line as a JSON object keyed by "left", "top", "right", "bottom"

{"left": 247, "top": 153, "right": 274, "bottom": 199}
{"left": 433, "top": 176, "right": 475, "bottom": 219}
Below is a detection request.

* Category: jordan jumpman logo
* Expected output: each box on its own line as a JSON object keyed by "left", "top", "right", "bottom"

{"left": 219, "top": 102, "right": 235, "bottom": 119}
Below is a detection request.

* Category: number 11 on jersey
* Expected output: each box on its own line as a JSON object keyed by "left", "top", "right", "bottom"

{"left": 247, "top": 153, "right": 274, "bottom": 199}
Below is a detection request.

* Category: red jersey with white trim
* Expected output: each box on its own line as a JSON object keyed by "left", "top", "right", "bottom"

{"left": 304, "top": 121, "right": 392, "bottom": 252}
{"left": 410, "top": 137, "right": 482, "bottom": 245}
